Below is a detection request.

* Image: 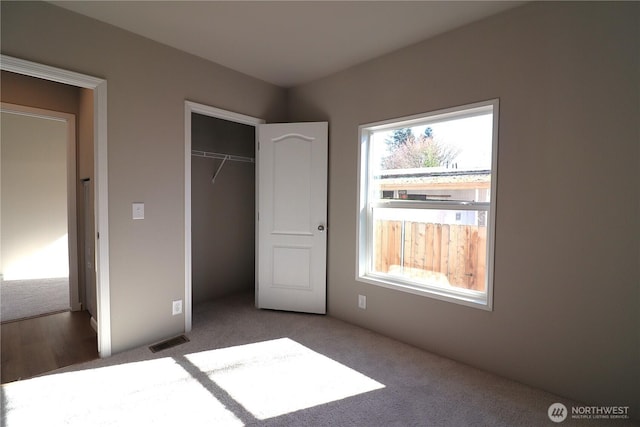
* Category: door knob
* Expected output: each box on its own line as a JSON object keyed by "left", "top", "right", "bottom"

{"left": 317, "top": 225, "right": 325, "bottom": 232}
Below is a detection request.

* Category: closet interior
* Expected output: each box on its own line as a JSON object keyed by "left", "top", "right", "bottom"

{"left": 191, "top": 113, "right": 256, "bottom": 304}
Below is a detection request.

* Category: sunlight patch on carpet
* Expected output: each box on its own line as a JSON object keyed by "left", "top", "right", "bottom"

{"left": 186, "top": 337, "right": 386, "bottom": 420}
{"left": 1, "top": 357, "right": 242, "bottom": 427}
{"left": 2, "top": 338, "right": 385, "bottom": 425}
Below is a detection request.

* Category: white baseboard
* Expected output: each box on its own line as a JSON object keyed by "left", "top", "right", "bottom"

{"left": 90, "top": 316, "right": 98, "bottom": 333}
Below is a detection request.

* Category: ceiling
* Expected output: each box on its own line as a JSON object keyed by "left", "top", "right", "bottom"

{"left": 50, "top": 1, "right": 523, "bottom": 88}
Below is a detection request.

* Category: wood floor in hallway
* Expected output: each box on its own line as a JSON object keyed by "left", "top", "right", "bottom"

{"left": 1, "top": 310, "right": 98, "bottom": 384}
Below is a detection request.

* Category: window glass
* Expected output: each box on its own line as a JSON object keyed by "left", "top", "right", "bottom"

{"left": 370, "top": 112, "right": 493, "bottom": 203}
{"left": 358, "top": 100, "right": 498, "bottom": 309}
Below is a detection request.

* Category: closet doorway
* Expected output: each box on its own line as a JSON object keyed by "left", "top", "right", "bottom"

{"left": 184, "top": 102, "right": 263, "bottom": 331}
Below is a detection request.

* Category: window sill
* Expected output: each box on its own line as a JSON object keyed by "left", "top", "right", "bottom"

{"left": 356, "top": 273, "right": 492, "bottom": 311}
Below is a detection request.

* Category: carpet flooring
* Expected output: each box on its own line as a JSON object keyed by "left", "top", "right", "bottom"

{"left": 1, "top": 291, "right": 635, "bottom": 426}
{"left": 0, "top": 278, "right": 70, "bottom": 323}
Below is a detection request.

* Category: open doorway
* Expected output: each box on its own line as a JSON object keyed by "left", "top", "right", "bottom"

{"left": 0, "top": 100, "right": 99, "bottom": 383}
{"left": 0, "top": 104, "right": 78, "bottom": 322}
{"left": 0, "top": 54, "right": 111, "bottom": 359}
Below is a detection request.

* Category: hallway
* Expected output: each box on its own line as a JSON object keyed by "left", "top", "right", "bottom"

{"left": 1, "top": 310, "right": 98, "bottom": 383}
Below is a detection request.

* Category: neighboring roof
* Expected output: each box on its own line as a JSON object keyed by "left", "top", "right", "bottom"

{"left": 378, "top": 169, "right": 491, "bottom": 190}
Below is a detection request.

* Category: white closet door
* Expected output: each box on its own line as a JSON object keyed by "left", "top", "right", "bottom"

{"left": 257, "top": 122, "right": 328, "bottom": 314}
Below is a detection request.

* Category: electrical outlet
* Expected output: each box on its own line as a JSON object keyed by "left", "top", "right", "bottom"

{"left": 172, "top": 299, "right": 183, "bottom": 315}
{"left": 358, "top": 294, "right": 366, "bottom": 310}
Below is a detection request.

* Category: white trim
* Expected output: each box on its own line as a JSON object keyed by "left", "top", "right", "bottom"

{"left": 1, "top": 55, "right": 112, "bottom": 357}
{"left": 0, "top": 103, "right": 79, "bottom": 310}
{"left": 184, "top": 104, "right": 192, "bottom": 333}
{"left": 1, "top": 102, "right": 71, "bottom": 122}
{"left": 356, "top": 98, "right": 499, "bottom": 311}
{"left": 183, "top": 101, "right": 264, "bottom": 332}
{"left": 363, "top": 100, "right": 495, "bottom": 132}
{"left": 185, "top": 101, "right": 264, "bottom": 127}
{"left": 486, "top": 99, "right": 499, "bottom": 311}
{"left": 0, "top": 55, "right": 104, "bottom": 89}
{"left": 358, "top": 274, "right": 490, "bottom": 310}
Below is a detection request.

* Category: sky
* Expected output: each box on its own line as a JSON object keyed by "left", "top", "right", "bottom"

{"left": 373, "top": 112, "right": 494, "bottom": 171}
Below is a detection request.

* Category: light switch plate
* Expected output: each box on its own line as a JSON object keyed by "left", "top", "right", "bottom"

{"left": 132, "top": 202, "right": 144, "bottom": 220}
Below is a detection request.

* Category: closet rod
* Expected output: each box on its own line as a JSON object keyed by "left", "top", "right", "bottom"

{"left": 191, "top": 150, "right": 254, "bottom": 163}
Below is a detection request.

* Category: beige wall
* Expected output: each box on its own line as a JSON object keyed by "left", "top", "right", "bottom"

{"left": 1, "top": 112, "right": 68, "bottom": 279}
{"left": 1, "top": 1, "right": 287, "bottom": 353}
{"left": 289, "top": 1, "right": 639, "bottom": 416}
{"left": 1, "top": 71, "right": 80, "bottom": 115}
{"left": 77, "top": 89, "right": 94, "bottom": 182}
{"left": 78, "top": 88, "right": 96, "bottom": 316}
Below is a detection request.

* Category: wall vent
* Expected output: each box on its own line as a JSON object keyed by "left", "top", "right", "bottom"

{"left": 149, "top": 335, "right": 189, "bottom": 353}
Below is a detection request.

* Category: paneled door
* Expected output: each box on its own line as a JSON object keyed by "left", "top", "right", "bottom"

{"left": 257, "top": 122, "right": 328, "bottom": 313}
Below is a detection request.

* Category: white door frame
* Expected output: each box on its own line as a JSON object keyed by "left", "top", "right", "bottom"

{"left": 1, "top": 55, "right": 112, "bottom": 357}
{"left": 0, "top": 102, "right": 79, "bottom": 311}
{"left": 184, "top": 101, "right": 264, "bottom": 331}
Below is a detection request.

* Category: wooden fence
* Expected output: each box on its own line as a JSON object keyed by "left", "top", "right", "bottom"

{"left": 373, "top": 220, "right": 487, "bottom": 291}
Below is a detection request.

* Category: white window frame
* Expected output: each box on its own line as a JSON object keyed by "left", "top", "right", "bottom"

{"left": 356, "top": 99, "right": 499, "bottom": 310}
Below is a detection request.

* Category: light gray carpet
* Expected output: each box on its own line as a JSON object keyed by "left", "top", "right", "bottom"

{"left": 0, "top": 278, "right": 70, "bottom": 323}
{"left": 1, "top": 292, "right": 636, "bottom": 426}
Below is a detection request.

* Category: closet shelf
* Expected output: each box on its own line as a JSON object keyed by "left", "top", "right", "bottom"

{"left": 192, "top": 150, "right": 254, "bottom": 184}
{"left": 191, "top": 150, "right": 254, "bottom": 163}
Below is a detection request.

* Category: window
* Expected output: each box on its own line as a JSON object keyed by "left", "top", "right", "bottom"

{"left": 357, "top": 99, "right": 498, "bottom": 309}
